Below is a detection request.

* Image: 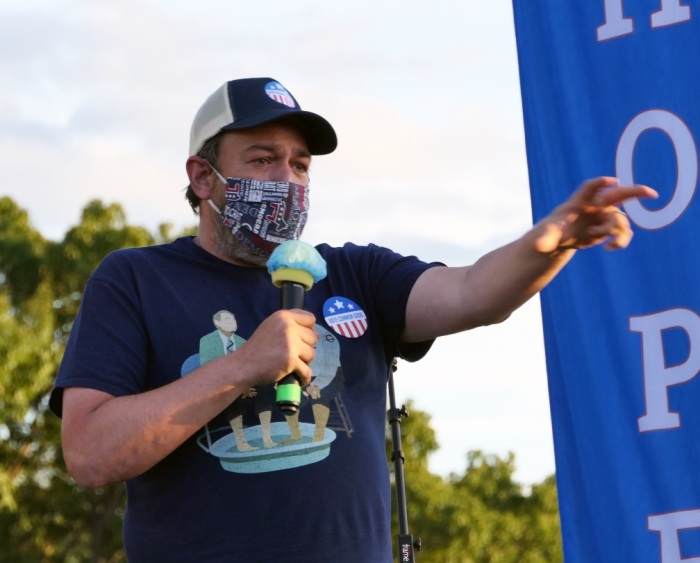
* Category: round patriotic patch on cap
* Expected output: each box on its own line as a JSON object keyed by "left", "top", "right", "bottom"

{"left": 323, "top": 296, "right": 368, "bottom": 339}
{"left": 265, "top": 81, "right": 296, "bottom": 108}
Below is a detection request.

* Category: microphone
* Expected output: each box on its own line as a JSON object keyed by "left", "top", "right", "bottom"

{"left": 267, "top": 240, "right": 327, "bottom": 415}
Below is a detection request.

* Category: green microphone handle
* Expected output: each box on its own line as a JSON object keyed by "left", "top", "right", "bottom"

{"left": 276, "top": 281, "right": 307, "bottom": 415}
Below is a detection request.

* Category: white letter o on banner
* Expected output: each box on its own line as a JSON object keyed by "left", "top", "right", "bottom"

{"left": 616, "top": 109, "right": 697, "bottom": 230}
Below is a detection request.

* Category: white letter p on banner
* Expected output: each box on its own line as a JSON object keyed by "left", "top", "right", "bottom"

{"left": 630, "top": 308, "right": 700, "bottom": 432}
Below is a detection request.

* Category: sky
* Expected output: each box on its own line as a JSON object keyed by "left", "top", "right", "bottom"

{"left": 0, "top": 0, "right": 556, "bottom": 484}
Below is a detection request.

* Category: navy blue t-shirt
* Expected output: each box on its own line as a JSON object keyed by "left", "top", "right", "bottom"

{"left": 50, "top": 237, "right": 437, "bottom": 562}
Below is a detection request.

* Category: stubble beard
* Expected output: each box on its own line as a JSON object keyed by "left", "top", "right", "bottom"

{"left": 208, "top": 210, "right": 269, "bottom": 268}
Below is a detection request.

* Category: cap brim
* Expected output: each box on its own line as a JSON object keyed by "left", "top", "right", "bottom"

{"left": 220, "top": 109, "right": 337, "bottom": 155}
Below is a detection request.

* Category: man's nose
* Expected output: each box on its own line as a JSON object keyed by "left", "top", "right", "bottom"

{"left": 269, "top": 161, "right": 297, "bottom": 183}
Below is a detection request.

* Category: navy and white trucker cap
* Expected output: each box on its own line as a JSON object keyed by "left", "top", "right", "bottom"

{"left": 189, "top": 77, "right": 337, "bottom": 156}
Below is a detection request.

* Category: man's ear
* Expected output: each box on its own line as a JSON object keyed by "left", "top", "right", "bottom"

{"left": 186, "top": 156, "right": 215, "bottom": 200}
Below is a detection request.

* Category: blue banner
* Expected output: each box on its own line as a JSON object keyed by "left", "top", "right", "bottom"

{"left": 512, "top": 2, "right": 700, "bottom": 561}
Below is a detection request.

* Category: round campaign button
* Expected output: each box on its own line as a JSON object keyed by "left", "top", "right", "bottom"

{"left": 322, "top": 296, "right": 368, "bottom": 338}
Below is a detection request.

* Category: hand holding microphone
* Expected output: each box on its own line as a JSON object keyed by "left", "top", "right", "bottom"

{"left": 267, "top": 240, "right": 327, "bottom": 415}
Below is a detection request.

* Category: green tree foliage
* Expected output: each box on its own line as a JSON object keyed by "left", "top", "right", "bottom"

{"left": 0, "top": 197, "right": 194, "bottom": 562}
{"left": 1, "top": 197, "right": 561, "bottom": 561}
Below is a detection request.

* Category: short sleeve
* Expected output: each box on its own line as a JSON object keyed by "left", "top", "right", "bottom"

{"left": 49, "top": 253, "right": 149, "bottom": 417}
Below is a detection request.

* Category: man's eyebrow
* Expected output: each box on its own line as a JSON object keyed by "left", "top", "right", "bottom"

{"left": 242, "top": 144, "right": 311, "bottom": 159}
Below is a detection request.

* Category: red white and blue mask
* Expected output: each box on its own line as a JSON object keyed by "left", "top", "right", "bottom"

{"left": 208, "top": 168, "right": 309, "bottom": 257}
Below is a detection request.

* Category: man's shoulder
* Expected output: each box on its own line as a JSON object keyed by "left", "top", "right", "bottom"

{"left": 317, "top": 242, "right": 428, "bottom": 270}
{"left": 316, "top": 241, "right": 395, "bottom": 260}
{"left": 105, "top": 237, "right": 192, "bottom": 260}
{"left": 200, "top": 329, "right": 219, "bottom": 342}
{"left": 94, "top": 238, "right": 194, "bottom": 273}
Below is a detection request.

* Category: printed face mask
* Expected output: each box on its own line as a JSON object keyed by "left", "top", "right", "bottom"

{"left": 208, "top": 168, "right": 309, "bottom": 257}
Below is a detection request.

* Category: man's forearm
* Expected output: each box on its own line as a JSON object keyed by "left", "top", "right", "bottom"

{"left": 61, "top": 355, "right": 248, "bottom": 489}
{"left": 403, "top": 225, "right": 576, "bottom": 342}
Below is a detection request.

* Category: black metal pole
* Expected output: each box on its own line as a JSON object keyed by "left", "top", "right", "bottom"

{"left": 387, "top": 359, "right": 421, "bottom": 562}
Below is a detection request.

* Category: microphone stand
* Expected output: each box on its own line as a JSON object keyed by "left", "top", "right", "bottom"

{"left": 387, "top": 358, "right": 421, "bottom": 562}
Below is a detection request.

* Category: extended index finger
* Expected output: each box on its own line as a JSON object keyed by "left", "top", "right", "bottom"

{"left": 575, "top": 176, "right": 658, "bottom": 207}
{"left": 597, "top": 184, "right": 658, "bottom": 207}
